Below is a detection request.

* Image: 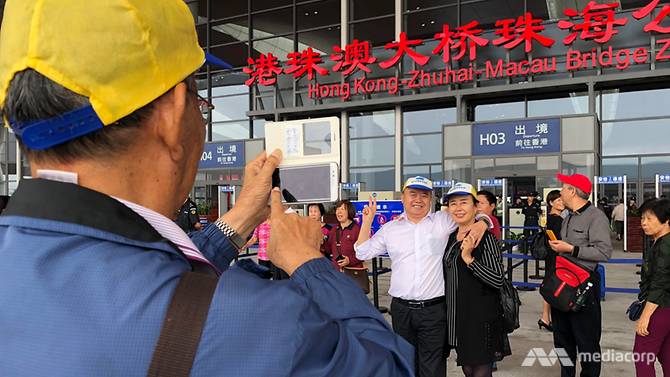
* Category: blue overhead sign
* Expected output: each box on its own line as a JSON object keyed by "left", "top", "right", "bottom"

{"left": 199, "top": 141, "right": 245, "bottom": 170}
{"left": 352, "top": 200, "right": 404, "bottom": 235}
{"left": 480, "top": 179, "right": 504, "bottom": 187}
{"left": 342, "top": 182, "right": 360, "bottom": 190}
{"left": 597, "top": 176, "right": 625, "bottom": 184}
{"left": 659, "top": 175, "right": 670, "bottom": 183}
{"left": 472, "top": 118, "right": 560, "bottom": 156}
{"left": 433, "top": 180, "right": 454, "bottom": 188}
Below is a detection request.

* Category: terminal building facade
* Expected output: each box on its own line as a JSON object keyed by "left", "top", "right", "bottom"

{"left": 2, "top": 0, "right": 670, "bottom": 216}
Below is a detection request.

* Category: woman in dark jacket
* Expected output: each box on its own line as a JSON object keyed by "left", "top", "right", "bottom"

{"left": 538, "top": 190, "right": 565, "bottom": 332}
{"left": 634, "top": 198, "right": 670, "bottom": 377}
{"left": 443, "top": 183, "right": 511, "bottom": 377}
{"left": 324, "top": 200, "right": 363, "bottom": 270}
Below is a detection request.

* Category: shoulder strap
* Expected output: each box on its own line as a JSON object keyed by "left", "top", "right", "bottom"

{"left": 147, "top": 271, "right": 218, "bottom": 377}
{"left": 335, "top": 226, "right": 342, "bottom": 256}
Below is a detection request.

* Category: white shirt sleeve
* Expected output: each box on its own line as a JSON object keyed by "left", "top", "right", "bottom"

{"left": 354, "top": 224, "right": 388, "bottom": 260}
{"left": 434, "top": 211, "right": 459, "bottom": 235}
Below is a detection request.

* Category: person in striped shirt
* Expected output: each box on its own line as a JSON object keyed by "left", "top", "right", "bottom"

{"left": 443, "top": 182, "right": 511, "bottom": 377}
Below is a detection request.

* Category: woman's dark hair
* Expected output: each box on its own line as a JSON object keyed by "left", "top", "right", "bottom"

{"left": 546, "top": 190, "right": 561, "bottom": 212}
{"left": 639, "top": 198, "right": 670, "bottom": 225}
{"left": 335, "top": 199, "right": 356, "bottom": 221}
{"left": 307, "top": 203, "right": 326, "bottom": 217}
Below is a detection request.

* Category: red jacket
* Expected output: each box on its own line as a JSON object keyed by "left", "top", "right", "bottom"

{"left": 324, "top": 221, "right": 363, "bottom": 269}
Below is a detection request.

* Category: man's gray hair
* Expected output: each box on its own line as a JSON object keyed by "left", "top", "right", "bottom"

{"left": 1, "top": 69, "right": 153, "bottom": 164}
{"left": 568, "top": 185, "right": 590, "bottom": 200}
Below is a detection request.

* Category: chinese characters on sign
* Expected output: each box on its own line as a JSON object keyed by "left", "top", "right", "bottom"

{"left": 659, "top": 175, "right": 670, "bottom": 183}
{"left": 199, "top": 141, "right": 245, "bottom": 170}
{"left": 433, "top": 180, "right": 455, "bottom": 188}
{"left": 244, "top": 1, "right": 670, "bottom": 101}
{"left": 472, "top": 118, "right": 560, "bottom": 156}
{"left": 480, "top": 179, "right": 504, "bottom": 187}
{"left": 597, "top": 176, "right": 625, "bottom": 184}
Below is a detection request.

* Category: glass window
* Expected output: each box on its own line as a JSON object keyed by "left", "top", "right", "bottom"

{"left": 349, "top": 111, "right": 395, "bottom": 138}
{"left": 349, "top": 166, "right": 395, "bottom": 191}
{"left": 210, "top": 0, "right": 248, "bottom": 20}
{"left": 252, "top": 36, "right": 296, "bottom": 61}
{"left": 495, "top": 157, "right": 537, "bottom": 174}
{"left": 211, "top": 95, "right": 249, "bottom": 122}
{"left": 538, "top": 156, "right": 560, "bottom": 171}
{"left": 562, "top": 116, "right": 595, "bottom": 152}
{"left": 603, "top": 157, "right": 639, "bottom": 179}
{"left": 601, "top": 88, "right": 670, "bottom": 120}
{"left": 528, "top": 94, "right": 588, "bottom": 117}
{"left": 641, "top": 156, "right": 670, "bottom": 179}
{"left": 212, "top": 121, "right": 250, "bottom": 141}
{"left": 562, "top": 153, "right": 595, "bottom": 177}
{"left": 404, "top": 134, "right": 441, "bottom": 164}
{"left": 350, "top": 137, "right": 395, "bottom": 167}
{"left": 350, "top": 0, "right": 394, "bottom": 20}
{"left": 403, "top": 164, "right": 443, "bottom": 182}
{"left": 253, "top": 118, "right": 267, "bottom": 139}
{"left": 350, "top": 16, "right": 394, "bottom": 47}
{"left": 443, "top": 125, "right": 471, "bottom": 157}
{"left": 210, "top": 18, "right": 249, "bottom": 45}
{"left": 474, "top": 101, "right": 525, "bottom": 121}
{"left": 209, "top": 43, "right": 249, "bottom": 68}
{"left": 253, "top": 0, "right": 292, "bottom": 12}
{"left": 603, "top": 119, "right": 670, "bottom": 156}
{"left": 298, "top": 0, "right": 340, "bottom": 30}
{"left": 297, "top": 27, "right": 340, "bottom": 54}
{"left": 444, "top": 158, "right": 471, "bottom": 182}
{"left": 403, "top": 107, "right": 456, "bottom": 134}
{"left": 252, "top": 8, "right": 294, "bottom": 37}
{"left": 460, "top": 0, "right": 524, "bottom": 30}
{"left": 405, "top": 0, "right": 457, "bottom": 11}
{"left": 405, "top": 7, "right": 458, "bottom": 40}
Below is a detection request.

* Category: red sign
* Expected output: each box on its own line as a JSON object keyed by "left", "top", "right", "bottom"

{"left": 244, "top": 1, "right": 670, "bottom": 100}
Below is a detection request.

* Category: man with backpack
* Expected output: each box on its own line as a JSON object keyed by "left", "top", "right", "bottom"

{"left": 548, "top": 173, "right": 613, "bottom": 377}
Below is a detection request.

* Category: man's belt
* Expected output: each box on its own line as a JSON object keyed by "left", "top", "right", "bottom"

{"left": 394, "top": 296, "right": 445, "bottom": 309}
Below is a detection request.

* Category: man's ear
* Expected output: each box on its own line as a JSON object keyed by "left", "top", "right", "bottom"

{"left": 153, "top": 82, "right": 189, "bottom": 162}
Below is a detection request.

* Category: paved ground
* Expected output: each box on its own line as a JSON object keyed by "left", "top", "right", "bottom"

{"left": 365, "top": 238, "right": 661, "bottom": 376}
{"left": 244, "top": 237, "right": 660, "bottom": 375}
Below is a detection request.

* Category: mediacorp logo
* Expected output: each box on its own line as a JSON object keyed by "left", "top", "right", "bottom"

{"left": 522, "top": 348, "right": 574, "bottom": 367}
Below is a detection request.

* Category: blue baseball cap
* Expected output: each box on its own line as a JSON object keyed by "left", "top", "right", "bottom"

{"left": 403, "top": 176, "right": 433, "bottom": 191}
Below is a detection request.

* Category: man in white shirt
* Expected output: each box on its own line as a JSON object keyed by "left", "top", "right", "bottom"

{"left": 355, "top": 176, "right": 490, "bottom": 377}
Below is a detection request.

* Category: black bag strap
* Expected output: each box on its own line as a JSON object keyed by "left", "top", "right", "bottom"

{"left": 147, "top": 271, "right": 218, "bottom": 377}
{"left": 335, "top": 226, "right": 342, "bottom": 257}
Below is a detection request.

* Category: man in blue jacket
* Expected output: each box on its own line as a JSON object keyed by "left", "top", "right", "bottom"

{"left": 0, "top": 1, "right": 414, "bottom": 376}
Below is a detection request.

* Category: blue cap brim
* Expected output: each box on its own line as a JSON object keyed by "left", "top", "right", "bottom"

{"left": 205, "top": 52, "right": 233, "bottom": 69}
{"left": 405, "top": 184, "right": 432, "bottom": 191}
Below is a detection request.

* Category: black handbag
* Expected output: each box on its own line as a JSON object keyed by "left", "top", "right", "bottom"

{"left": 500, "top": 277, "right": 521, "bottom": 333}
{"left": 626, "top": 300, "right": 645, "bottom": 321}
{"left": 540, "top": 255, "right": 597, "bottom": 312}
{"left": 531, "top": 230, "right": 550, "bottom": 260}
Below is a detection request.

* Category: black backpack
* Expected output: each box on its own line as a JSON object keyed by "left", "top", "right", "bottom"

{"left": 500, "top": 277, "right": 521, "bottom": 333}
{"left": 531, "top": 230, "right": 550, "bottom": 260}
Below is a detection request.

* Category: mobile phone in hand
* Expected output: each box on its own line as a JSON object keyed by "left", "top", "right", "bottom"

{"left": 546, "top": 229, "right": 558, "bottom": 241}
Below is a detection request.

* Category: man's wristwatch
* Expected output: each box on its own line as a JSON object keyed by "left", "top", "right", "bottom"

{"left": 214, "top": 219, "right": 246, "bottom": 250}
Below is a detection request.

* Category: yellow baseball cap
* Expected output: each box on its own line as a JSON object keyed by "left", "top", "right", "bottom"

{"left": 0, "top": 0, "right": 210, "bottom": 150}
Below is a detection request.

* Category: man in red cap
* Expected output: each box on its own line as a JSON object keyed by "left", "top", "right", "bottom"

{"left": 548, "top": 173, "right": 613, "bottom": 377}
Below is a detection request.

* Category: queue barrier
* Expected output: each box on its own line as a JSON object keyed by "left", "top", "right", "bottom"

{"left": 239, "top": 234, "right": 642, "bottom": 310}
